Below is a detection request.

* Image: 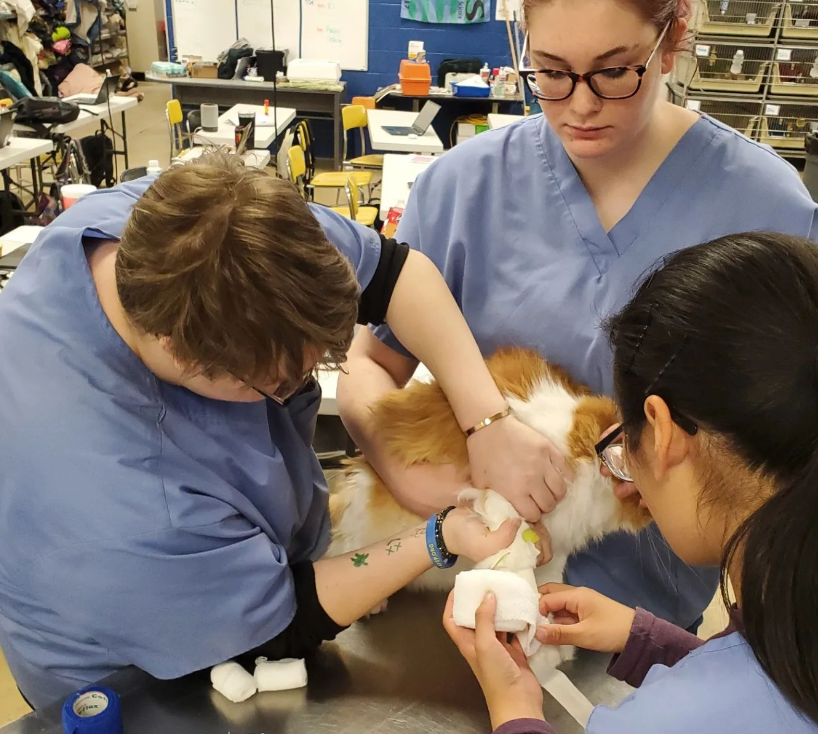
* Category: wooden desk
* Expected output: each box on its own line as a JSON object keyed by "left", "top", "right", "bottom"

{"left": 146, "top": 75, "right": 347, "bottom": 170}
{"left": 192, "top": 104, "right": 296, "bottom": 150}
{"left": 367, "top": 110, "right": 445, "bottom": 155}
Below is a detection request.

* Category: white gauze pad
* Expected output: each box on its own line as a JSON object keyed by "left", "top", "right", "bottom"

{"left": 254, "top": 657, "right": 308, "bottom": 692}
{"left": 453, "top": 569, "right": 540, "bottom": 634}
{"left": 210, "top": 661, "right": 258, "bottom": 703}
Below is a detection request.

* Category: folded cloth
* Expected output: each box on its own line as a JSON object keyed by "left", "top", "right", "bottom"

{"left": 254, "top": 657, "right": 308, "bottom": 692}
{"left": 211, "top": 661, "right": 257, "bottom": 703}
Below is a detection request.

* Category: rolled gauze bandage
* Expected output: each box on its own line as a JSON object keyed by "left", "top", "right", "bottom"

{"left": 453, "top": 569, "right": 540, "bottom": 633}
{"left": 254, "top": 657, "right": 308, "bottom": 692}
{"left": 211, "top": 661, "right": 258, "bottom": 703}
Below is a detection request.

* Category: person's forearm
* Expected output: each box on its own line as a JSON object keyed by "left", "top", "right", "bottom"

{"left": 314, "top": 521, "right": 432, "bottom": 626}
{"left": 385, "top": 251, "right": 506, "bottom": 430}
{"left": 337, "top": 335, "right": 461, "bottom": 517}
{"left": 608, "top": 608, "right": 705, "bottom": 688}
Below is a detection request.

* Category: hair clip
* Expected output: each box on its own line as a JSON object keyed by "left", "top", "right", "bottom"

{"left": 626, "top": 302, "right": 655, "bottom": 373}
{"left": 645, "top": 335, "right": 689, "bottom": 396}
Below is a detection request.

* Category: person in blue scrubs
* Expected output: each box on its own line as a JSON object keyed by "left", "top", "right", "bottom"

{"left": 337, "top": 0, "right": 818, "bottom": 630}
{"left": 0, "top": 154, "right": 530, "bottom": 708}
{"left": 445, "top": 231, "right": 818, "bottom": 734}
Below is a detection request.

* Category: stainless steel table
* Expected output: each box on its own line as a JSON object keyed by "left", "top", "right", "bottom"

{"left": 0, "top": 592, "right": 632, "bottom": 733}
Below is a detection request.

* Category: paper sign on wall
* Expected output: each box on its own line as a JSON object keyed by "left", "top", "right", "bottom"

{"left": 401, "top": 0, "right": 491, "bottom": 24}
{"left": 496, "top": 0, "right": 521, "bottom": 20}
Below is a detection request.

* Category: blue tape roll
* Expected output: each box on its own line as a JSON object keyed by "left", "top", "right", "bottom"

{"left": 62, "top": 686, "right": 123, "bottom": 734}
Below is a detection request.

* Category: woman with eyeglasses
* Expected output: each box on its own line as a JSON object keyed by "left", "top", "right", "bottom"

{"left": 337, "top": 0, "right": 818, "bottom": 632}
{"left": 445, "top": 231, "right": 818, "bottom": 733}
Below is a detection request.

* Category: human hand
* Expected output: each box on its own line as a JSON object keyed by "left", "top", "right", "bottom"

{"left": 535, "top": 583, "right": 636, "bottom": 653}
{"left": 443, "top": 591, "right": 544, "bottom": 730}
{"left": 467, "top": 414, "right": 572, "bottom": 523}
{"left": 441, "top": 507, "right": 520, "bottom": 564}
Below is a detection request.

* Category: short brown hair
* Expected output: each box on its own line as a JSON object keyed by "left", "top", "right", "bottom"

{"left": 523, "top": 0, "right": 692, "bottom": 41}
{"left": 116, "top": 152, "right": 360, "bottom": 383}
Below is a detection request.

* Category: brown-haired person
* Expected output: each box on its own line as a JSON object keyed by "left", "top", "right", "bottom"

{"left": 0, "top": 154, "right": 533, "bottom": 708}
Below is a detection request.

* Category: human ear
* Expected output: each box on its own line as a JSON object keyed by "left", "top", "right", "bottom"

{"left": 661, "top": 18, "right": 688, "bottom": 74}
{"left": 643, "top": 395, "right": 689, "bottom": 479}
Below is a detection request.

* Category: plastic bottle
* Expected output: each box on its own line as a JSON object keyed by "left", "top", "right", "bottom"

{"left": 480, "top": 63, "right": 490, "bottom": 83}
{"left": 146, "top": 159, "right": 162, "bottom": 176}
{"left": 729, "top": 49, "right": 745, "bottom": 78}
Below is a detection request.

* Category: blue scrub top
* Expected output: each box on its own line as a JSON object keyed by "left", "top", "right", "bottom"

{"left": 0, "top": 177, "right": 381, "bottom": 707}
{"left": 374, "top": 113, "right": 818, "bottom": 628}
{"left": 589, "top": 632, "right": 817, "bottom": 733}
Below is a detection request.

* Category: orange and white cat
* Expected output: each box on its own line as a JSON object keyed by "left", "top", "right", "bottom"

{"left": 329, "top": 347, "right": 649, "bottom": 595}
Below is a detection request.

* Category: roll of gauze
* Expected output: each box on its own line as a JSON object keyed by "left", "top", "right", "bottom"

{"left": 453, "top": 569, "right": 540, "bottom": 633}
{"left": 254, "top": 657, "right": 308, "bottom": 692}
{"left": 211, "top": 661, "right": 257, "bottom": 703}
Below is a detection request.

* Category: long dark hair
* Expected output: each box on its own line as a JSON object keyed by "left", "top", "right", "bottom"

{"left": 607, "top": 232, "right": 818, "bottom": 723}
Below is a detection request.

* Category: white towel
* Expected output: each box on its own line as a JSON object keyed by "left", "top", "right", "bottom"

{"left": 254, "top": 657, "right": 308, "bottom": 692}
{"left": 468, "top": 491, "right": 541, "bottom": 574}
{"left": 453, "top": 569, "right": 542, "bottom": 653}
{"left": 210, "top": 661, "right": 258, "bottom": 703}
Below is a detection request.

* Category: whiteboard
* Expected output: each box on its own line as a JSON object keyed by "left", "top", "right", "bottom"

{"left": 300, "top": 0, "right": 368, "bottom": 71}
{"left": 171, "top": 0, "right": 237, "bottom": 62}
{"left": 237, "top": 0, "right": 301, "bottom": 60}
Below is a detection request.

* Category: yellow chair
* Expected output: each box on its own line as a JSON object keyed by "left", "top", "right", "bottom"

{"left": 166, "top": 99, "right": 184, "bottom": 155}
{"left": 330, "top": 176, "right": 378, "bottom": 227}
{"left": 343, "top": 105, "right": 383, "bottom": 171}
{"left": 297, "top": 119, "right": 373, "bottom": 197}
{"left": 287, "top": 145, "right": 309, "bottom": 198}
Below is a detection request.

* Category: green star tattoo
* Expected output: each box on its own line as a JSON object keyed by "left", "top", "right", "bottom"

{"left": 386, "top": 539, "right": 402, "bottom": 555}
{"left": 351, "top": 553, "right": 369, "bottom": 568}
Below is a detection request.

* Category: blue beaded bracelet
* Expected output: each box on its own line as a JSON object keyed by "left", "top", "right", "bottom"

{"left": 426, "top": 506, "right": 458, "bottom": 569}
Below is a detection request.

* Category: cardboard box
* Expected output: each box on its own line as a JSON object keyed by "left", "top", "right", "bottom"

{"left": 190, "top": 62, "right": 218, "bottom": 79}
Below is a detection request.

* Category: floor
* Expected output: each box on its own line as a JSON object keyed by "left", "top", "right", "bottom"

{"left": 0, "top": 81, "right": 732, "bottom": 726}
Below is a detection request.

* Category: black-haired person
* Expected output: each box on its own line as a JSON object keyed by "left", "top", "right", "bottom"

{"left": 445, "top": 231, "right": 818, "bottom": 733}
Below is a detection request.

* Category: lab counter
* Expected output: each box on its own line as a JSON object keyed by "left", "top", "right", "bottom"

{"left": 0, "top": 591, "right": 632, "bottom": 734}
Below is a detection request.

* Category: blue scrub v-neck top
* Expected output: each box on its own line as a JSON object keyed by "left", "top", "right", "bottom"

{"left": 374, "top": 113, "right": 818, "bottom": 628}
{"left": 0, "top": 177, "right": 381, "bottom": 707}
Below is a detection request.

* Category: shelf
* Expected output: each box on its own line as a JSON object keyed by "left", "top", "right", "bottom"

{"left": 697, "top": 33, "right": 818, "bottom": 47}
{"left": 667, "top": 79, "right": 818, "bottom": 104}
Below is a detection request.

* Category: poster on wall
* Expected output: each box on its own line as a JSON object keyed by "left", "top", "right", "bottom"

{"left": 400, "top": 0, "right": 491, "bottom": 23}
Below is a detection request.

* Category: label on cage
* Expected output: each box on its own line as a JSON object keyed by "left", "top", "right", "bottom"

{"left": 765, "top": 104, "right": 781, "bottom": 116}
{"left": 695, "top": 44, "right": 710, "bottom": 57}
{"left": 685, "top": 100, "right": 702, "bottom": 111}
{"left": 795, "top": 18, "right": 811, "bottom": 27}
{"left": 776, "top": 48, "right": 793, "bottom": 61}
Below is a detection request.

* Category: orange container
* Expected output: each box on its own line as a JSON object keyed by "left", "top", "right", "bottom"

{"left": 399, "top": 60, "right": 431, "bottom": 96}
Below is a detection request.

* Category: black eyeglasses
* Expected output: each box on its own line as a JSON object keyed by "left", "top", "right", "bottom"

{"left": 595, "top": 409, "right": 698, "bottom": 484}
{"left": 525, "top": 22, "right": 669, "bottom": 102}
{"left": 250, "top": 370, "right": 316, "bottom": 406}
{"left": 596, "top": 332, "right": 698, "bottom": 483}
